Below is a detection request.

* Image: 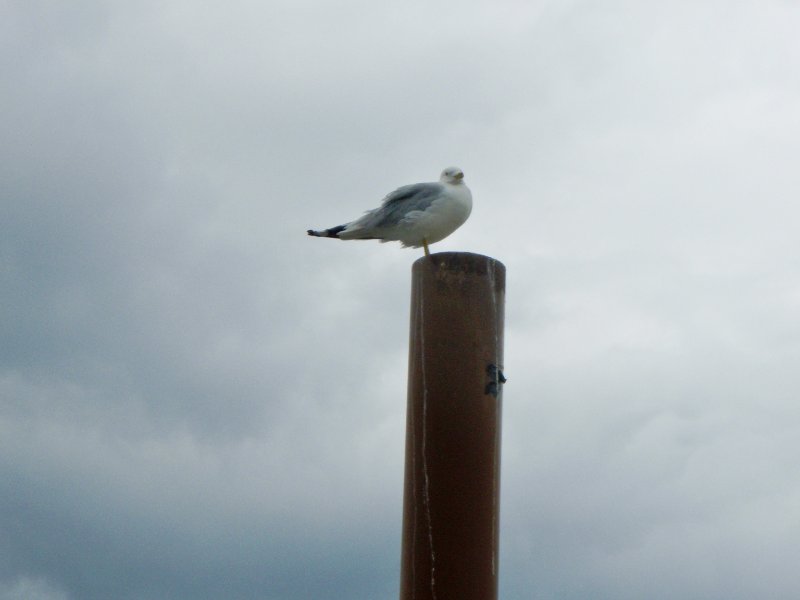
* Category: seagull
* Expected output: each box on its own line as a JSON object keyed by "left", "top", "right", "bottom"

{"left": 307, "top": 167, "right": 472, "bottom": 256}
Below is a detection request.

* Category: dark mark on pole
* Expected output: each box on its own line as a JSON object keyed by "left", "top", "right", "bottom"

{"left": 484, "top": 364, "right": 506, "bottom": 397}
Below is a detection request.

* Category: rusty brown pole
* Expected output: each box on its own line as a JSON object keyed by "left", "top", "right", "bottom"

{"left": 399, "top": 252, "right": 506, "bottom": 600}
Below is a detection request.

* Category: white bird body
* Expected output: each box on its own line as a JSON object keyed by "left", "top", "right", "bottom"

{"left": 308, "top": 167, "right": 472, "bottom": 255}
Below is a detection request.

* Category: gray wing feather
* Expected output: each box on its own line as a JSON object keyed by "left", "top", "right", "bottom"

{"left": 366, "top": 183, "right": 443, "bottom": 229}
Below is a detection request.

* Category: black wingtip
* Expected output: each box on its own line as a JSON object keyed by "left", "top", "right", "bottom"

{"left": 308, "top": 225, "right": 347, "bottom": 239}
{"left": 326, "top": 225, "right": 347, "bottom": 238}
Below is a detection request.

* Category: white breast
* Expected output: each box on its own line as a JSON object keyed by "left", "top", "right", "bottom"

{"left": 421, "top": 183, "right": 473, "bottom": 245}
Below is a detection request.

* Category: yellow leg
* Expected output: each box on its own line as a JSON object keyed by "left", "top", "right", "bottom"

{"left": 423, "top": 238, "right": 430, "bottom": 257}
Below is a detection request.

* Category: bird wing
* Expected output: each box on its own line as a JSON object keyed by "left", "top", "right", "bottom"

{"left": 369, "top": 182, "right": 444, "bottom": 229}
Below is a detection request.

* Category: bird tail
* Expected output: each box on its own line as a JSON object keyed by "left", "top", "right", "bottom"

{"left": 307, "top": 224, "right": 347, "bottom": 238}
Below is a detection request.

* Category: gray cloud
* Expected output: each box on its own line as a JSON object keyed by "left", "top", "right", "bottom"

{"left": 2, "top": 0, "right": 800, "bottom": 598}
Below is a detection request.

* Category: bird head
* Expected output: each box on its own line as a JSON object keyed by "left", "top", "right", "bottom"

{"left": 440, "top": 166, "right": 465, "bottom": 184}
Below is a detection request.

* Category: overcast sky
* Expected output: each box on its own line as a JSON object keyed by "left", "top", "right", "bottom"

{"left": 2, "top": 1, "right": 800, "bottom": 599}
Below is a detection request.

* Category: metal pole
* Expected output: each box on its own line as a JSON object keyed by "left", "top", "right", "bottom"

{"left": 399, "top": 252, "right": 506, "bottom": 600}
